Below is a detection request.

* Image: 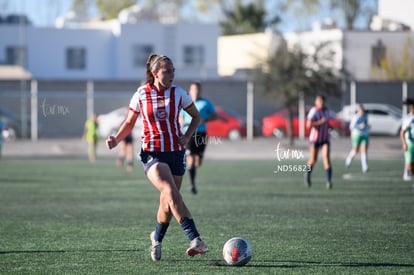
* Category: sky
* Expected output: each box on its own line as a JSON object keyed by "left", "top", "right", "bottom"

{"left": 1, "top": 0, "right": 377, "bottom": 33}
{"left": 1, "top": 0, "right": 74, "bottom": 26}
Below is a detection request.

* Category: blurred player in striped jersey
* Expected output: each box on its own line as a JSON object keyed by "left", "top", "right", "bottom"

{"left": 305, "top": 95, "right": 333, "bottom": 189}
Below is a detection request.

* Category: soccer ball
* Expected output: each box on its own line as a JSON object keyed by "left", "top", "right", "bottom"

{"left": 222, "top": 237, "right": 252, "bottom": 266}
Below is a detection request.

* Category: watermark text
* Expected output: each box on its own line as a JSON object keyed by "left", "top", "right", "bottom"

{"left": 41, "top": 98, "right": 70, "bottom": 117}
{"left": 273, "top": 142, "right": 310, "bottom": 174}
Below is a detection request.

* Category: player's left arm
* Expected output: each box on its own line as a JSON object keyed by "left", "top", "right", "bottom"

{"left": 106, "top": 109, "right": 138, "bottom": 149}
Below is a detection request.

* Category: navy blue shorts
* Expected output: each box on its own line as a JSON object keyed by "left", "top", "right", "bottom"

{"left": 310, "top": 140, "right": 330, "bottom": 149}
{"left": 139, "top": 149, "right": 186, "bottom": 176}
{"left": 186, "top": 132, "right": 207, "bottom": 157}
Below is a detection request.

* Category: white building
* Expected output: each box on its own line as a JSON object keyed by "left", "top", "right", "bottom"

{"left": 283, "top": 26, "right": 414, "bottom": 81}
{"left": 218, "top": 0, "right": 414, "bottom": 81}
{"left": 2, "top": 0, "right": 414, "bottom": 82}
{"left": 0, "top": 20, "right": 220, "bottom": 80}
{"left": 218, "top": 30, "right": 284, "bottom": 78}
{"left": 283, "top": 28, "right": 343, "bottom": 75}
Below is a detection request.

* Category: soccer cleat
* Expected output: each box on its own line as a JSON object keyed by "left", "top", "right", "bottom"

{"left": 403, "top": 174, "right": 412, "bottom": 182}
{"left": 150, "top": 231, "right": 162, "bottom": 261}
{"left": 190, "top": 186, "right": 198, "bottom": 195}
{"left": 326, "top": 182, "right": 333, "bottom": 190}
{"left": 186, "top": 237, "right": 208, "bottom": 257}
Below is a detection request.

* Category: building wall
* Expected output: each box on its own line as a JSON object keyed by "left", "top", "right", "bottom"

{"left": 116, "top": 23, "right": 219, "bottom": 80}
{"left": 218, "top": 31, "right": 283, "bottom": 77}
{"left": 343, "top": 31, "right": 414, "bottom": 80}
{"left": 27, "top": 27, "right": 115, "bottom": 80}
{"left": 284, "top": 28, "right": 414, "bottom": 81}
{"left": 116, "top": 23, "right": 163, "bottom": 80}
{"left": 0, "top": 26, "right": 19, "bottom": 63}
{"left": 284, "top": 29, "right": 343, "bottom": 74}
{"left": 0, "top": 22, "right": 220, "bottom": 81}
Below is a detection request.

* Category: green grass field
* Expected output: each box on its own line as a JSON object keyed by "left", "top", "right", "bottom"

{"left": 0, "top": 157, "right": 414, "bottom": 274}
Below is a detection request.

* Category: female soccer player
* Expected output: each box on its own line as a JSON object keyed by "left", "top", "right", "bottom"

{"left": 181, "top": 82, "right": 218, "bottom": 194}
{"left": 106, "top": 54, "right": 208, "bottom": 261}
{"left": 345, "top": 104, "right": 369, "bottom": 172}
{"left": 400, "top": 98, "right": 414, "bottom": 185}
{"left": 305, "top": 95, "right": 333, "bottom": 189}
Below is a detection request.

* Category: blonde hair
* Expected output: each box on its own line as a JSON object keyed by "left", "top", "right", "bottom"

{"left": 145, "top": 54, "right": 171, "bottom": 84}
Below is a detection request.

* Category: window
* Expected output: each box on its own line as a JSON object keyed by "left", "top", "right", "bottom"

{"left": 132, "top": 44, "right": 153, "bottom": 67}
{"left": 183, "top": 45, "right": 204, "bottom": 66}
{"left": 66, "top": 47, "right": 86, "bottom": 70}
{"left": 6, "top": 46, "right": 26, "bottom": 65}
{"left": 366, "top": 109, "right": 388, "bottom": 116}
{"left": 371, "top": 40, "right": 386, "bottom": 67}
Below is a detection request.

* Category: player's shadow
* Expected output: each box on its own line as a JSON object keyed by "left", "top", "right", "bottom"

{"left": 0, "top": 249, "right": 141, "bottom": 255}
{"left": 2, "top": 251, "right": 413, "bottom": 270}
{"left": 165, "top": 258, "right": 414, "bottom": 269}
{"left": 246, "top": 259, "right": 414, "bottom": 269}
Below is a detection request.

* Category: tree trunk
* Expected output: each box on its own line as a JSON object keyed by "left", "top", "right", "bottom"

{"left": 286, "top": 105, "right": 295, "bottom": 146}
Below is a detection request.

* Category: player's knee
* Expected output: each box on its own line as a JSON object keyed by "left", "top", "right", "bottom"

{"left": 160, "top": 181, "right": 180, "bottom": 200}
{"left": 160, "top": 184, "right": 175, "bottom": 205}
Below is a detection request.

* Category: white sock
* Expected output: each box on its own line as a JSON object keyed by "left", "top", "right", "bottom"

{"left": 361, "top": 152, "right": 368, "bottom": 172}
{"left": 345, "top": 150, "right": 355, "bottom": 167}
{"left": 404, "top": 166, "right": 411, "bottom": 178}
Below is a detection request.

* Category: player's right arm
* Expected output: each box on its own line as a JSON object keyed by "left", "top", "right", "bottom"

{"left": 106, "top": 109, "right": 138, "bottom": 150}
{"left": 306, "top": 108, "right": 326, "bottom": 128}
{"left": 204, "top": 101, "right": 219, "bottom": 123}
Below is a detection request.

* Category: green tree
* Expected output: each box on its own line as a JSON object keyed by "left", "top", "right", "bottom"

{"left": 71, "top": 0, "right": 94, "bottom": 19}
{"left": 280, "top": 0, "right": 377, "bottom": 30}
{"left": 257, "top": 42, "right": 340, "bottom": 144}
{"left": 330, "top": 0, "right": 376, "bottom": 30}
{"left": 220, "top": 0, "right": 280, "bottom": 35}
{"left": 279, "top": 0, "right": 321, "bottom": 19}
{"left": 95, "top": 0, "right": 136, "bottom": 20}
{"left": 372, "top": 37, "right": 414, "bottom": 80}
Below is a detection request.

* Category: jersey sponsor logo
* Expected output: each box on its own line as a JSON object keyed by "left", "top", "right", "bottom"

{"left": 156, "top": 109, "right": 167, "bottom": 120}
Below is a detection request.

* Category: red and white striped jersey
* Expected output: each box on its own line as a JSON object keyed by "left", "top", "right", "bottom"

{"left": 307, "top": 107, "right": 331, "bottom": 143}
{"left": 129, "top": 83, "right": 194, "bottom": 152}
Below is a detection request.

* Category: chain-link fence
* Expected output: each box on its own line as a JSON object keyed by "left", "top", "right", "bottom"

{"left": 1, "top": 80, "right": 413, "bottom": 139}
